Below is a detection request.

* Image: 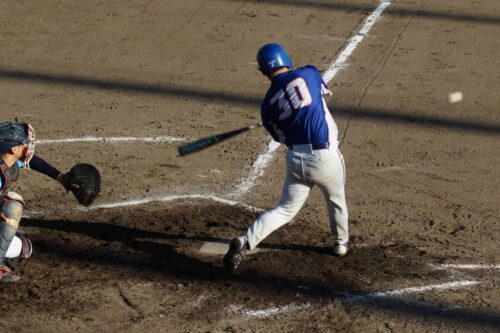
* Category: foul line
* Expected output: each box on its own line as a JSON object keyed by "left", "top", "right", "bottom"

{"left": 231, "top": 1, "right": 391, "bottom": 198}
{"left": 323, "top": 1, "right": 391, "bottom": 83}
{"left": 37, "top": 136, "right": 185, "bottom": 144}
{"left": 229, "top": 140, "right": 281, "bottom": 198}
{"left": 84, "top": 194, "right": 264, "bottom": 213}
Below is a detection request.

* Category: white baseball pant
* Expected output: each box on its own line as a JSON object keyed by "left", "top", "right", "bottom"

{"left": 244, "top": 144, "right": 348, "bottom": 250}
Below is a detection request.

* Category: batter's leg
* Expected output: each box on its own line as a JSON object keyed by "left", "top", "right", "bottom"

{"left": 245, "top": 173, "right": 312, "bottom": 250}
{"left": 315, "top": 149, "right": 349, "bottom": 246}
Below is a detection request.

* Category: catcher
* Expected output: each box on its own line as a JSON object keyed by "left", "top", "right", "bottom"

{"left": 0, "top": 121, "right": 100, "bottom": 282}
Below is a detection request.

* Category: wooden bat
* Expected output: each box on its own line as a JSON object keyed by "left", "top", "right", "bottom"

{"left": 178, "top": 123, "right": 263, "bottom": 156}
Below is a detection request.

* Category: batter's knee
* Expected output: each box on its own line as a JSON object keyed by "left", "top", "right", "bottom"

{"left": 1, "top": 192, "right": 24, "bottom": 229}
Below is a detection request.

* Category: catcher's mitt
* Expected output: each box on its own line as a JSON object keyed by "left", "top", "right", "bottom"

{"left": 62, "top": 163, "right": 101, "bottom": 206}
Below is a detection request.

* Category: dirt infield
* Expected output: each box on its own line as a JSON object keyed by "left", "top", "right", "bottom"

{"left": 1, "top": 0, "right": 499, "bottom": 332}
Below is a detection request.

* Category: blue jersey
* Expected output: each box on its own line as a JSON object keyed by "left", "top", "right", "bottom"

{"left": 260, "top": 65, "right": 338, "bottom": 148}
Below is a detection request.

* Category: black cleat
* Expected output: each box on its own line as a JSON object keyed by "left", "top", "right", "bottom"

{"left": 223, "top": 237, "right": 248, "bottom": 274}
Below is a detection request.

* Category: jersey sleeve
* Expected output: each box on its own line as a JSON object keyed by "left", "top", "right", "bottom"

{"left": 29, "top": 155, "right": 62, "bottom": 180}
{"left": 317, "top": 68, "right": 332, "bottom": 96}
{"left": 321, "top": 83, "right": 333, "bottom": 97}
{"left": 305, "top": 65, "right": 332, "bottom": 96}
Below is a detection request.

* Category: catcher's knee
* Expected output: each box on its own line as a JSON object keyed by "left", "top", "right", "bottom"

{"left": 1, "top": 192, "right": 24, "bottom": 229}
{"left": 5, "top": 234, "right": 32, "bottom": 259}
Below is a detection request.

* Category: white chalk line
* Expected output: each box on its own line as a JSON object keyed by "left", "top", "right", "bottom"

{"left": 229, "top": 140, "right": 281, "bottom": 199}
{"left": 345, "top": 280, "right": 481, "bottom": 302}
{"left": 323, "top": 1, "right": 391, "bottom": 84}
{"left": 84, "top": 194, "right": 264, "bottom": 213}
{"left": 229, "top": 280, "right": 481, "bottom": 318}
{"left": 231, "top": 2, "right": 391, "bottom": 198}
{"left": 431, "top": 263, "right": 500, "bottom": 270}
{"left": 22, "top": 210, "right": 45, "bottom": 219}
{"left": 228, "top": 303, "right": 313, "bottom": 318}
{"left": 37, "top": 135, "right": 185, "bottom": 144}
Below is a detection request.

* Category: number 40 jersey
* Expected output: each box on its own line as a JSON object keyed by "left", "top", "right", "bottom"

{"left": 260, "top": 65, "right": 339, "bottom": 148}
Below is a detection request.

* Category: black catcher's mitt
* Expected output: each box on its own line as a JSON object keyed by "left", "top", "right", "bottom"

{"left": 63, "top": 163, "right": 101, "bottom": 206}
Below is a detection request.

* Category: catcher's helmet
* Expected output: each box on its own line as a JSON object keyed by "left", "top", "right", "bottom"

{"left": 0, "top": 122, "right": 34, "bottom": 154}
{"left": 256, "top": 43, "right": 292, "bottom": 74}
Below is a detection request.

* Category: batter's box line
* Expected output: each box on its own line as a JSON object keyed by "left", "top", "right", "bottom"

{"left": 80, "top": 194, "right": 265, "bottom": 213}
{"left": 227, "top": 279, "right": 481, "bottom": 319}
{"left": 37, "top": 135, "right": 185, "bottom": 144}
{"left": 429, "top": 263, "right": 500, "bottom": 270}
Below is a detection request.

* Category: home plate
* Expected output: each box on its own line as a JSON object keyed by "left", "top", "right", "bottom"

{"left": 199, "top": 240, "right": 269, "bottom": 255}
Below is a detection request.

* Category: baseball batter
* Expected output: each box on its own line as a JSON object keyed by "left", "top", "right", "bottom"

{"left": 0, "top": 121, "right": 100, "bottom": 282}
{"left": 223, "top": 43, "right": 349, "bottom": 273}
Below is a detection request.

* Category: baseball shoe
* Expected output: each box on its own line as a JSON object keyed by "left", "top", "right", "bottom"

{"left": 0, "top": 266, "right": 20, "bottom": 283}
{"left": 0, "top": 272, "right": 20, "bottom": 283}
{"left": 333, "top": 242, "right": 348, "bottom": 257}
{"left": 223, "top": 236, "right": 248, "bottom": 274}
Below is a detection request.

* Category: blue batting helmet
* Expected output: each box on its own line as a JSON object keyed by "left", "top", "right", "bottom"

{"left": 256, "top": 43, "right": 292, "bottom": 74}
{"left": 0, "top": 122, "right": 32, "bottom": 154}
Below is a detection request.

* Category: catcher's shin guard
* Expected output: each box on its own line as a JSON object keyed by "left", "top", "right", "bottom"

{"left": 1, "top": 192, "right": 24, "bottom": 227}
{"left": 0, "top": 222, "right": 17, "bottom": 262}
{"left": 0, "top": 192, "right": 24, "bottom": 262}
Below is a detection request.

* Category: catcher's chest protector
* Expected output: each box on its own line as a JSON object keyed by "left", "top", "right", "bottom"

{"left": 0, "top": 161, "right": 20, "bottom": 196}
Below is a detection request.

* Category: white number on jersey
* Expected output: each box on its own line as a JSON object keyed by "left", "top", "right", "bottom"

{"left": 270, "top": 78, "right": 312, "bottom": 121}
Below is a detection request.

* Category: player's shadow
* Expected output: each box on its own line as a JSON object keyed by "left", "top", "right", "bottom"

{"left": 21, "top": 217, "right": 331, "bottom": 281}
{"left": 22, "top": 217, "right": 332, "bottom": 266}
{"left": 21, "top": 217, "right": 500, "bottom": 329}
{"left": 22, "top": 217, "right": 224, "bottom": 281}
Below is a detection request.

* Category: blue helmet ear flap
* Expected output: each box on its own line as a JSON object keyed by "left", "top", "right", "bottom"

{"left": 257, "top": 43, "right": 292, "bottom": 74}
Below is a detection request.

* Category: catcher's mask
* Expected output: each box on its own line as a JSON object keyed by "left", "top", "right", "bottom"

{"left": 0, "top": 121, "right": 36, "bottom": 167}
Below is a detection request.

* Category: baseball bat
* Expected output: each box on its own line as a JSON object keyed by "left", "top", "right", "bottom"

{"left": 178, "top": 122, "right": 263, "bottom": 156}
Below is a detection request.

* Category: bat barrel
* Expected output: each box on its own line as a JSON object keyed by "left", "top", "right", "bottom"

{"left": 177, "top": 122, "right": 263, "bottom": 156}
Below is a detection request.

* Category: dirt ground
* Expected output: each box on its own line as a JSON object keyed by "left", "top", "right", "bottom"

{"left": 0, "top": 0, "right": 499, "bottom": 332}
